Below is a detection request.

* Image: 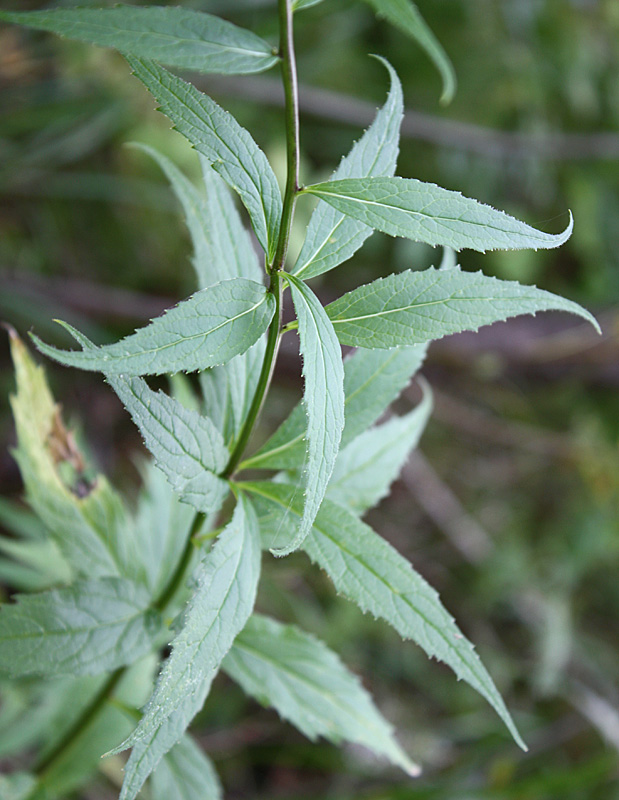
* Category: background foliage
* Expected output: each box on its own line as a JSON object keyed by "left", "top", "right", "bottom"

{"left": 1, "top": 0, "right": 618, "bottom": 797}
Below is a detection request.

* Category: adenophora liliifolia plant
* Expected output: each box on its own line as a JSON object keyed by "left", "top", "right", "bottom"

{"left": 0, "top": 1, "right": 600, "bottom": 798}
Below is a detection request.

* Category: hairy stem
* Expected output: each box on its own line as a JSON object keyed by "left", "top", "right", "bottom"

{"left": 223, "top": 0, "right": 299, "bottom": 477}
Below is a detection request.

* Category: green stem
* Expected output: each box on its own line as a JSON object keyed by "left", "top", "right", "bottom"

{"left": 153, "top": 510, "right": 204, "bottom": 612}
{"left": 271, "top": 0, "right": 300, "bottom": 273}
{"left": 30, "top": 510, "right": 205, "bottom": 789}
{"left": 223, "top": 271, "right": 283, "bottom": 478}
{"left": 223, "top": 0, "right": 300, "bottom": 477}
{"left": 34, "top": 668, "right": 124, "bottom": 778}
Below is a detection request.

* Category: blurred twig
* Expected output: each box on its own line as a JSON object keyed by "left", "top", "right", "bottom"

{"left": 200, "top": 75, "right": 619, "bottom": 161}
{"left": 402, "top": 451, "right": 493, "bottom": 564}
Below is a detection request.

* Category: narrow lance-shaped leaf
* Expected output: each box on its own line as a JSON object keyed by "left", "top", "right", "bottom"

{"left": 270, "top": 276, "right": 344, "bottom": 556}
{"left": 244, "top": 481, "right": 527, "bottom": 751}
{"left": 292, "top": 0, "right": 325, "bottom": 10}
{"left": 328, "top": 379, "right": 433, "bottom": 514}
{"left": 302, "top": 176, "right": 574, "bottom": 252}
{"left": 8, "top": 330, "right": 138, "bottom": 580}
{"left": 32, "top": 278, "right": 275, "bottom": 376}
{"left": 293, "top": 57, "right": 403, "bottom": 279}
{"left": 0, "top": 7, "right": 279, "bottom": 76}
{"left": 0, "top": 578, "right": 160, "bottom": 678}
{"left": 127, "top": 57, "right": 282, "bottom": 260}
{"left": 118, "top": 682, "right": 211, "bottom": 800}
{"left": 151, "top": 734, "right": 222, "bottom": 800}
{"left": 326, "top": 266, "right": 600, "bottom": 349}
{"left": 130, "top": 145, "right": 260, "bottom": 289}
{"left": 224, "top": 614, "right": 419, "bottom": 776}
{"left": 106, "top": 375, "right": 229, "bottom": 515}
{"left": 243, "top": 345, "right": 426, "bottom": 471}
{"left": 361, "top": 0, "right": 456, "bottom": 104}
{"left": 112, "top": 493, "right": 261, "bottom": 753}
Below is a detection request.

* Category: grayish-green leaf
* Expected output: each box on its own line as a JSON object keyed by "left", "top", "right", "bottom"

{"left": 199, "top": 336, "right": 266, "bottom": 446}
{"left": 293, "top": 58, "right": 403, "bottom": 279}
{"left": 0, "top": 534, "right": 71, "bottom": 591}
{"left": 0, "top": 578, "right": 160, "bottom": 678}
{"left": 0, "top": 772, "right": 36, "bottom": 800}
{"left": 114, "top": 494, "right": 261, "bottom": 752}
{"left": 152, "top": 735, "right": 222, "bottom": 800}
{"left": 303, "top": 176, "right": 574, "bottom": 252}
{"left": 131, "top": 145, "right": 261, "bottom": 289}
{"left": 127, "top": 57, "right": 282, "bottom": 260}
{"left": 328, "top": 379, "right": 432, "bottom": 513}
{"left": 0, "top": 7, "right": 278, "bottom": 76}
{"left": 107, "top": 375, "right": 229, "bottom": 515}
{"left": 326, "top": 267, "right": 599, "bottom": 348}
{"left": 9, "top": 331, "right": 138, "bottom": 580}
{"left": 243, "top": 344, "right": 426, "bottom": 470}
{"left": 270, "top": 276, "right": 344, "bottom": 556}
{"left": 292, "top": 0, "right": 325, "bottom": 10}
{"left": 133, "top": 460, "right": 198, "bottom": 599}
{"left": 362, "top": 0, "right": 456, "bottom": 104}
{"left": 224, "top": 614, "right": 419, "bottom": 775}
{"left": 244, "top": 481, "right": 527, "bottom": 751}
{"left": 118, "top": 682, "right": 211, "bottom": 800}
{"left": 32, "top": 278, "right": 275, "bottom": 375}
{"left": 39, "top": 664, "right": 151, "bottom": 800}
{"left": 199, "top": 156, "right": 263, "bottom": 282}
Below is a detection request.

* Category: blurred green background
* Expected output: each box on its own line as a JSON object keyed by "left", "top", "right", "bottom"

{"left": 1, "top": 0, "right": 618, "bottom": 797}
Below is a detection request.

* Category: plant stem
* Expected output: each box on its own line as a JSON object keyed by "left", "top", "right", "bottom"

{"left": 153, "top": 509, "right": 205, "bottom": 611}
{"left": 271, "top": 0, "right": 300, "bottom": 273}
{"left": 223, "top": 0, "right": 300, "bottom": 478}
{"left": 30, "top": 510, "right": 205, "bottom": 789}
{"left": 34, "top": 667, "right": 124, "bottom": 778}
{"left": 28, "top": 5, "right": 301, "bottom": 788}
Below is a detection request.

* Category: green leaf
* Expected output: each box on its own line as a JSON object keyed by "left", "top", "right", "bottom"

{"left": 271, "top": 276, "right": 344, "bottom": 556}
{"left": 118, "top": 684, "right": 211, "bottom": 800}
{"left": 32, "top": 278, "right": 276, "bottom": 375}
{"left": 131, "top": 145, "right": 261, "bottom": 289}
{"left": 0, "top": 7, "right": 278, "bottom": 76}
{"left": 293, "top": 58, "right": 403, "bottom": 280}
{"left": 38, "top": 665, "right": 151, "bottom": 800}
{"left": 106, "top": 375, "right": 229, "bottom": 515}
{"left": 243, "top": 481, "right": 527, "bottom": 751}
{"left": 302, "top": 176, "right": 574, "bottom": 252}
{"left": 133, "top": 460, "right": 199, "bottom": 599}
{"left": 292, "top": 0, "right": 325, "bottom": 10}
{"left": 0, "top": 577, "right": 160, "bottom": 678}
{"left": 224, "top": 614, "right": 419, "bottom": 775}
{"left": 152, "top": 735, "right": 222, "bottom": 800}
{"left": 326, "top": 266, "right": 600, "bottom": 348}
{"left": 362, "top": 0, "right": 456, "bottom": 104}
{"left": 113, "top": 493, "right": 261, "bottom": 753}
{"left": 199, "top": 337, "right": 266, "bottom": 447}
{"left": 0, "top": 535, "right": 71, "bottom": 591}
{"left": 0, "top": 772, "right": 36, "bottom": 800}
{"left": 328, "top": 379, "right": 432, "bottom": 513}
{"left": 9, "top": 331, "right": 138, "bottom": 580}
{"left": 127, "top": 57, "right": 282, "bottom": 260}
{"left": 242, "top": 345, "right": 426, "bottom": 470}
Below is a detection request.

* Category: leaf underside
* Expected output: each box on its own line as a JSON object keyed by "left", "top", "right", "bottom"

{"left": 244, "top": 481, "right": 527, "bottom": 751}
